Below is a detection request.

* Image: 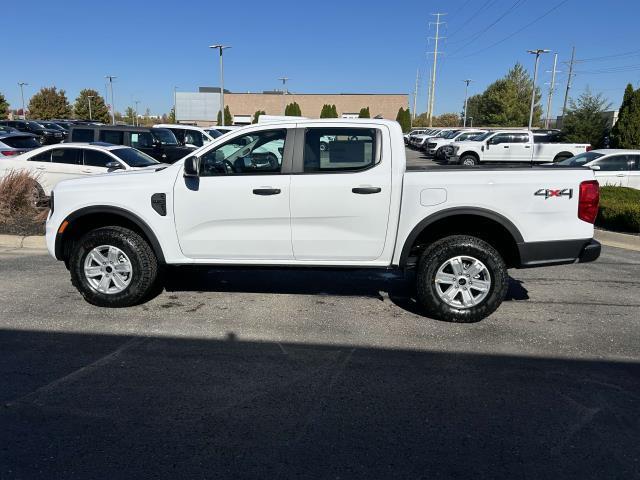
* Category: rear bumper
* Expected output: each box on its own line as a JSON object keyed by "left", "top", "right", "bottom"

{"left": 517, "top": 239, "right": 601, "bottom": 268}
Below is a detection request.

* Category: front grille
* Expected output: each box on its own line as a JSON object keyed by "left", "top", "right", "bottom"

{"left": 427, "top": 143, "right": 437, "bottom": 148}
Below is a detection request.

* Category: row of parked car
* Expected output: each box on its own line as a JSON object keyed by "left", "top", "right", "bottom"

{"left": 405, "top": 126, "right": 640, "bottom": 188}
{"left": 0, "top": 122, "right": 244, "bottom": 196}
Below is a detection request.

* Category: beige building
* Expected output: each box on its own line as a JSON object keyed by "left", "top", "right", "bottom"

{"left": 226, "top": 92, "right": 408, "bottom": 122}
{"left": 175, "top": 89, "right": 408, "bottom": 125}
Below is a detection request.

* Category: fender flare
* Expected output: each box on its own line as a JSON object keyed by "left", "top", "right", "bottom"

{"left": 55, "top": 206, "right": 165, "bottom": 263}
{"left": 398, "top": 207, "right": 524, "bottom": 267}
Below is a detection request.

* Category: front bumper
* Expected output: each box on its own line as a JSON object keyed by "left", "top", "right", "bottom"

{"left": 517, "top": 239, "right": 601, "bottom": 268}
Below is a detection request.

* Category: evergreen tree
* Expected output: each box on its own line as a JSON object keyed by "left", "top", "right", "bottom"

{"left": 0, "top": 91, "right": 9, "bottom": 118}
{"left": 124, "top": 106, "right": 136, "bottom": 125}
{"left": 253, "top": 110, "right": 266, "bottom": 123}
{"left": 217, "top": 106, "right": 233, "bottom": 126}
{"left": 610, "top": 84, "right": 640, "bottom": 148}
{"left": 28, "top": 86, "right": 72, "bottom": 119}
{"left": 168, "top": 107, "right": 176, "bottom": 123}
{"left": 396, "top": 107, "right": 412, "bottom": 132}
{"left": 320, "top": 104, "right": 332, "bottom": 118}
{"left": 73, "top": 89, "right": 110, "bottom": 123}
{"left": 331, "top": 104, "right": 338, "bottom": 118}
{"left": 562, "top": 88, "right": 611, "bottom": 148}
{"left": 285, "top": 102, "right": 302, "bottom": 116}
{"left": 358, "top": 107, "right": 370, "bottom": 118}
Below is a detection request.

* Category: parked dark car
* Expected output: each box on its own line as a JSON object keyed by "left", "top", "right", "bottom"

{"left": 0, "top": 133, "right": 42, "bottom": 157}
{"left": 68, "top": 125, "right": 194, "bottom": 163}
{"left": 0, "top": 120, "right": 64, "bottom": 144}
{"left": 0, "top": 125, "right": 20, "bottom": 135}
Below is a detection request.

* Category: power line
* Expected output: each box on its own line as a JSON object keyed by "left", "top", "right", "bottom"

{"left": 448, "top": 0, "right": 525, "bottom": 55}
{"left": 449, "top": 0, "right": 571, "bottom": 60}
{"left": 445, "top": 0, "right": 497, "bottom": 42}
{"left": 575, "top": 48, "right": 640, "bottom": 63}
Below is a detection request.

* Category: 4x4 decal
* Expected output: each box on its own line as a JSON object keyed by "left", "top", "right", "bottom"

{"left": 534, "top": 188, "right": 573, "bottom": 200}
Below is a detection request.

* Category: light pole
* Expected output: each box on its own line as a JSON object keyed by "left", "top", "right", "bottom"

{"left": 209, "top": 44, "right": 230, "bottom": 126}
{"left": 527, "top": 49, "right": 550, "bottom": 130}
{"left": 462, "top": 79, "right": 473, "bottom": 127}
{"left": 18, "top": 82, "right": 28, "bottom": 119}
{"left": 105, "top": 75, "right": 117, "bottom": 125}
{"left": 278, "top": 77, "right": 289, "bottom": 114}
{"left": 87, "top": 95, "right": 94, "bottom": 121}
{"left": 173, "top": 86, "right": 178, "bottom": 123}
{"left": 134, "top": 100, "right": 140, "bottom": 126}
{"left": 468, "top": 117, "right": 474, "bottom": 128}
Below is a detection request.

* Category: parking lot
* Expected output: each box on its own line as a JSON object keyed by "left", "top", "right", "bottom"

{"left": 1, "top": 243, "right": 639, "bottom": 479}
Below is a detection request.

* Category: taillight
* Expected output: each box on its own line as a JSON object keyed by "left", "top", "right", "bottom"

{"left": 578, "top": 180, "right": 599, "bottom": 224}
{"left": 1, "top": 150, "right": 19, "bottom": 156}
{"left": 586, "top": 145, "right": 593, "bottom": 152}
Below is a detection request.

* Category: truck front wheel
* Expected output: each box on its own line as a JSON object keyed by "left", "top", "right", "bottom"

{"left": 459, "top": 154, "right": 478, "bottom": 166}
{"left": 69, "top": 226, "right": 163, "bottom": 307}
{"left": 416, "top": 235, "right": 508, "bottom": 323}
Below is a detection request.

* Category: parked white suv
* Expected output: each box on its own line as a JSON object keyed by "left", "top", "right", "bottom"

{"left": 451, "top": 130, "right": 591, "bottom": 165}
{"left": 46, "top": 119, "right": 601, "bottom": 323}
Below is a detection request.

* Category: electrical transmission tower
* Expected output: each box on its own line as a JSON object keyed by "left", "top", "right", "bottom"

{"left": 544, "top": 53, "right": 560, "bottom": 128}
{"left": 412, "top": 68, "right": 420, "bottom": 123}
{"left": 426, "top": 13, "right": 446, "bottom": 127}
{"left": 561, "top": 46, "right": 576, "bottom": 124}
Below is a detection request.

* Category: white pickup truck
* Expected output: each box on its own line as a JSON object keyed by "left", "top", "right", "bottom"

{"left": 450, "top": 130, "right": 591, "bottom": 166}
{"left": 46, "top": 119, "right": 601, "bottom": 323}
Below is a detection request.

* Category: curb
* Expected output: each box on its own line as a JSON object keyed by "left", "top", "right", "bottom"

{"left": 595, "top": 229, "right": 640, "bottom": 252}
{"left": 0, "top": 234, "right": 46, "bottom": 250}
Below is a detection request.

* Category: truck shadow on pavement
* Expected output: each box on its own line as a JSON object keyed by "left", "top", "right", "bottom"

{"left": 164, "top": 267, "right": 529, "bottom": 320}
{"left": 0, "top": 328, "right": 638, "bottom": 480}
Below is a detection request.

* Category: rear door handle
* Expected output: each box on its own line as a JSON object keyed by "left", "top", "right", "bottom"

{"left": 616, "top": 173, "right": 626, "bottom": 177}
{"left": 352, "top": 187, "right": 382, "bottom": 194}
{"left": 253, "top": 188, "right": 281, "bottom": 196}
{"left": 524, "top": 145, "right": 531, "bottom": 149}
{"left": 503, "top": 145, "right": 510, "bottom": 149}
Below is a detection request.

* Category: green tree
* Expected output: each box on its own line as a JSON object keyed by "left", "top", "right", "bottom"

{"left": 285, "top": 102, "right": 302, "bottom": 116}
{"left": 168, "top": 107, "right": 176, "bottom": 123}
{"left": 320, "top": 104, "right": 332, "bottom": 118}
{"left": 73, "top": 89, "right": 110, "bottom": 123}
{"left": 396, "top": 107, "right": 411, "bottom": 132}
{"left": 610, "top": 84, "right": 640, "bottom": 149}
{"left": 217, "top": 105, "right": 233, "bottom": 126}
{"left": 28, "top": 86, "right": 72, "bottom": 119}
{"left": 358, "top": 107, "right": 370, "bottom": 118}
{"left": 331, "top": 104, "right": 338, "bottom": 118}
{"left": 252, "top": 110, "right": 266, "bottom": 123}
{"left": 124, "top": 106, "right": 136, "bottom": 125}
{"left": 465, "top": 63, "right": 541, "bottom": 127}
{"left": 561, "top": 89, "right": 611, "bottom": 148}
{"left": 432, "top": 112, "right": 461, "bottom": 127}
{"left": 0, "top": 91, "right": 9, "bottom": 119}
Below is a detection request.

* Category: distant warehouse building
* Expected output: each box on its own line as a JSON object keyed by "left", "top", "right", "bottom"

{"left": 175, "top": 87, "right": 408, "bottom": 125}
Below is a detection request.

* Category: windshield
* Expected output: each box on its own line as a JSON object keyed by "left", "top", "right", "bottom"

{"left": 473, "top": 131, "right": 494, "bottom": 141}
{"left": 111, "top": 147, "right": 160, "bottom": 167}
{"left": 42, "top": 122, "right": 64, "bottom": 131}
{"left": 441, "top": 130, "right": 460, "bottom": 139}
{"left": 204, "top": 129, "right": 223, "bottom": 139}
{"left": 27, "top": 121, "right": 45, "bottom": 129}
{"left": 556, "top": 151, "right": 605, "bottom": 166}
{"left": 457, "top": 132, "right": 482, "bottom": 141}
{"left": 151, "top": 128, "right": 178, "bottom": 145}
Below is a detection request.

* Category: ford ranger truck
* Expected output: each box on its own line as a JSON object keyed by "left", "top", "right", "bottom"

{"left": 450, "top": 130, "right": 591, "bottom": 165}
{"left": 46, "top": 119, "right": 601, "bottom": 323}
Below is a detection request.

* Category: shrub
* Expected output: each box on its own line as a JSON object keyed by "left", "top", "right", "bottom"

{"left": 0, "top": 170, "right": 48, "bottom": 235}
{"left": 596, "top": 186, "right": 640, "bottom": 233}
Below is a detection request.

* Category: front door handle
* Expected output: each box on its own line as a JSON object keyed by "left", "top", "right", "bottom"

{"left": 503, "top": 145, "right": 510, "bottom": 149}
{"left": 616, "top": 173, "right": 626, "bottom": 177}
{"left": 352, "top": 187, "right": 382, "bottom": 194}
{"left": 253, "top": 188, "right": 281, "bottom": 196}
{"left": 524, "top": 145, "right": 531, "bottom": 149}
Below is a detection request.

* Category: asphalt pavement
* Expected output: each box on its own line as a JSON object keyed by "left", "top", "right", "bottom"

{"left": 0, "top": 243, "right": 639, "bottom": 479}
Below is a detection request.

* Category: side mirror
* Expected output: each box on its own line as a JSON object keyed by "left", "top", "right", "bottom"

{"left": 589, "top": 165, "right": 601, "bottom": 171}
{"left": 183, "top": 156, "right": 200, "bottom": 177}
{"left": 105, "top": 161, "right": 124, "bottom": 170}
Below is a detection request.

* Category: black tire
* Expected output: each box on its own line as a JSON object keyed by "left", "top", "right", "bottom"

{"left": 416, "top": 235, "right": 508, "bottom": 323}
{"left": 69, "top": 226, "right": 163, "bottom": 307}
{"left": 459, "top": 154, "right": 478, "bottom": 166}
{"left": 553, "top": 153, "right": 573, "bottom": 163}
{"left": 320, "top": 141, "right": 328, "bottom": 152}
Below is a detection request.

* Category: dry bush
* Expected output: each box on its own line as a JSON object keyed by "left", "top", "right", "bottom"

{"left": 0, "top": 170, "right": 48, "bottom": 235}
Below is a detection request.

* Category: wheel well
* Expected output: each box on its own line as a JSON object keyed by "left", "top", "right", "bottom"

{"left": 402, "top": 214, "right": 520, "bottom": 268}
{"left": 553, "top": 152, "right": 574, "bottom": 162}
{"left": 459, "top": 151, "right": 479, "bottom": 160}
{"left": 57, "top": 211, "right": 164, "bottom": 264}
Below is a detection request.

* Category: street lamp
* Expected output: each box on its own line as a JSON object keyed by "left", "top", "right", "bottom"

{"left": 18, "top": 82, "right": 28, "bottom": 120}
{"left": 209, "top": 44, "right": 231, "bottom": 126}
{"left": 462, "top": 79, "right": 473, "bottom": 128}
{"left": 173, "top": 86, "right": 178, "bottom": 124}
{"left": 105, "top": 75, "right": 117, "bottom": 125}
{"left": 527, "top": 49, "right": 550, "bottom": 130}
{"left": 468, "top": 117, "right": 474, "bottom": 128}
{"left": 278, "top": 77, "right": 289, "bottom": 114}
{"left": 134, "top": 100, "right": 141, "bottom": 126}
{"left": 87, "top": 95, "right": 94, "bottom": 121}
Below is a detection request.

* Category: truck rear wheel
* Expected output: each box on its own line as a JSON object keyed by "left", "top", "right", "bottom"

{"left": 416, "top": 235, "right": 508, "bottom": 323}
{"left": 69, "top": 226, "right": 163, "bottom": 307}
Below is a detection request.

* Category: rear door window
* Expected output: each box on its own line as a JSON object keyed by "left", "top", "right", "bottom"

{"left": 28, "top": 151, "right": 52, "bottom": 162}
{"left": 99, "top": 130, "right": 124, "bottom": 145}
{"left": 594, "top": 155, "right": 631, "bottom": 171}
{"left": 83, "top": 149, "right": 114, "bottom": 167}
{"left": 71, "top": 128, "right": 95, "bottom": 142}
{"left": 303, "top": 128, "right": 378, "bottom": 172}
{"left": 50, "top": 148, "right": 82, "bottom": 165}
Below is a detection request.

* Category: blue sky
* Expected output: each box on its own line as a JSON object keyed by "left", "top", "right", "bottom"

{"left": 3, "top": 0, "right": 640, "bottom": 117}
